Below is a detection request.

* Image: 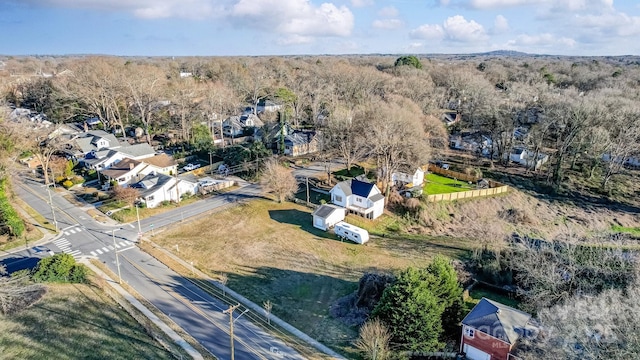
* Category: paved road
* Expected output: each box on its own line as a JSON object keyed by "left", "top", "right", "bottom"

{"left": 3, "top": 174, "right": 304, "bottom": 360}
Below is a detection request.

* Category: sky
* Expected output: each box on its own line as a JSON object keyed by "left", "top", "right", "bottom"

{"left": 1, "top": 0, "right": 639, "bottom": 56}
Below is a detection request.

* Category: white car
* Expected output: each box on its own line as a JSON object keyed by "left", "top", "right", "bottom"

{"left": 183, "top": 163, "right": 201, "bottom": 171}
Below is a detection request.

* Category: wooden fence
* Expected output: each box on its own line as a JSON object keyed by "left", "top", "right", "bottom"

{"left": 427, "top": 163, "right": 479, "bottom": 182}
{"left": 427, "top": 184, "right": 509, "bottom": 202}
{"left": 426, "top": 164, "right": 509, "bottom": 202}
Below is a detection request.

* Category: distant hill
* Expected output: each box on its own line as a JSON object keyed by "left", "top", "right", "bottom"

{"left": 473, "top": 50, "right": 530, "bottom": 57}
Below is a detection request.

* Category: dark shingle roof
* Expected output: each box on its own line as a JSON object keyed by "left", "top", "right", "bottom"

{"left": 370, "top": 193, "right": 385, "bottom": 202}
{"left": 351, "top": 179, "right": 375, "bottom": 198}
{"left": 312, "top": 204, "right": 343, "bottom": 219}
{"left": 462, "top": 298, "right": 531, "bottom": 345}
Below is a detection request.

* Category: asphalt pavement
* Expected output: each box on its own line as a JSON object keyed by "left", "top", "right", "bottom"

{"left": 3, "top": 174, "right": 305, "bottom": 360}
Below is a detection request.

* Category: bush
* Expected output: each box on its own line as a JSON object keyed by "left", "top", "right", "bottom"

{"left": 32, "top": 253, "right": 88, "bottom": 283}
{"left": 0, "top": 179, "right": 25, "bottom": 237}
{"left": 62, "top": 180, "right": 74, "bottom": 189}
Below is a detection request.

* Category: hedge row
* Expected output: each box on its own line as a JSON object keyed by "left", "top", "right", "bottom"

{"left": 0, "top": 179, "right": 25, "bottom": 237}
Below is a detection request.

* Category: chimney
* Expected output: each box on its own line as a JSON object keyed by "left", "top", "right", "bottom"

{"left": 129, "top": 162, "right": 135, "bottom": 170}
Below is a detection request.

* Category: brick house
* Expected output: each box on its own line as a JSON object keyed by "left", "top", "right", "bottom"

{"left": 460, "top": 298, "right": 532, "bottom": 360}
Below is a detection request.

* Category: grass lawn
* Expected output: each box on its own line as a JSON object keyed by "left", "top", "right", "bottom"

{"left": 0, "top": 283, "right": 176, "bottom": 360}
{"left": 424, "top": 173, "right": 474, "bottom": 195}
{"left": 612, "top": 225, "right": 640, "bottom": 237}
{"left": 107, "top": 196, "right": 200, "bottom": 223}
{"left": 332, "top": 165, "right": 365, "bottom": 179}
{"left": 153, "top": 199, "right": 474, "bottom": 356}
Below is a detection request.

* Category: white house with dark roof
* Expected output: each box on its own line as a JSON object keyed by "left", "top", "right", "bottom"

{"left": 83, "top": 143, "right": 156, "bottom": 170}
{"left": 131, "top": 173, "right": 198, "bottom": 208}
{"left": 99, "top": 158, "right": 152, "bottom": 187}
{"left": 461, "top": 298, "right": 534, "bottom": 360}
{"left": 392, "top": 167, "right": 425, "bottom": 188}
{"left": 330, "top": 178, "right": 385, "bottom": 220}
{"left": 312, "top": 204, "right": 346, "bottom": 231}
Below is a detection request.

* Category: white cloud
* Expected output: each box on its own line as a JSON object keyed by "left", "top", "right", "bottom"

{"left": 277, "top": 35, "right": 314, "bottom": 45}
{"left": 351, "top": 0, "right": 374, "bottom": 7}
{"left": 232, "top": 0, "right": 355, "bottom": 38}
{"left": 21, "top": 0, "right": 219, "bottom": 19}
{"left": 466, "top": 0, "right": 613, "bottom": 11}
{"left": 409, "top": 24, "right": 445, "bottom": 40}
{"left": 468, "top": 0, "right": 545, "bottom": 9}
{"left": 493, "top": 15, "right": 509, "bottom": 33}
{"left": 443, "top": 15, "right": 488, "bottom": 42}
{"left": 377, "top": 6, "right": 399, "bottom": 18}
{"left": 507, "top": 33, "right": 577, "bottom": 48}
{"left": 372, "top": 19, "right": 403, "bottom": 29}
{"left": 574, "top": 12, "right": 640, "bottom": 37}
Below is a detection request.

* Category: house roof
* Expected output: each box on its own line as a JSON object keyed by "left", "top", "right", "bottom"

{"left": 333, "top": 180, "right": 353, "bottom": 196}
{"left": 351, "top": 179, "right": 376, "bottom": 198}
{"left": 511, "top": 147, "right": 525, "bottom": 155}
{"left": 73, "top": 130, "right": 120, "bottom": 154}
{"left": 224, "top": 116, "right": 244, "bottom": 131}
{"left": 240, "top": 114, "right": 264, "bottom": 127}
{"left": 312, "top": 204, "right": 344, "bottom": 219}
{"left": 142, "top": 154, "right": 177, "bottom": 168}
{"left": 100, "top": 158, "right": 143, "bottom": 179}
{"left": 285, "top": 132, "right": 313, "bottom": 146}
{"left": 370, "top": 193, "right": 385, "bottom": 202}
{"left": 462, "top": 298, "right": 531, "bottom": 345}
{"left": 132, "top": 173, "right": 174, "bottom": 198}
{"left": 118, "top": 143, "right": 155, "bottom": 158}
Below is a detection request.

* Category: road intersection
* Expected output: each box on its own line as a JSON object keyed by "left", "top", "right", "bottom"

{"left": 2, "top": 174, "right": 306, "bottom": 360}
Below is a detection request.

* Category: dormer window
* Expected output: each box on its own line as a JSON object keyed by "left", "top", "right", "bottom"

{"left": 464, "top": 326, "right": 475, "bottom": 338}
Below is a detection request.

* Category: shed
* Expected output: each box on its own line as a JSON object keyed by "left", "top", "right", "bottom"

{"left": 312, "top": 204, "right": 346, "bottom": 231}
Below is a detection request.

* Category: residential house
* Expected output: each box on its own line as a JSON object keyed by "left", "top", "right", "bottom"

{"left": 283, "top": 132, "right": 318, "bottom": 156}
{"left": 223, "top": 114, "right": 264, "bottom": 138}
{"left": 392, "top": 167, "right": 425, "bottom": 188}
{"left": 508, "top": 147, "right": 549, "bottom": 170}
{"left": 330, "top": 178, "right": 385, "bottom": 220}
{"left": 99, "top": 158, "right": 153, "bottom": 187}
{"left": 68, "top": 130, "right": 121, "bottom": 159}
{"left": 257, "top": 99, "right": 282, "bottom": 113}
{"left": 312, "top": 204, "right": 346, "bottom": 231}
{"left": 461, "top": 298, "right": 534, "bottom": 360}
{"left": 131, "top": 173, "right": 197, "bottom": 208}
{"left": 450, "top": 134, "right": 493, "bottom": 157}
{"left": 141, "top": 154, "right": 178, "bottom": 175}
{"left": 83, "top": 143, "right": 155, "bottom": 170}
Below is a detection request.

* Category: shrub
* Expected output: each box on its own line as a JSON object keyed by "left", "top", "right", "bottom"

{"left": 62, "top": 180, "right": 74, "bottom": 189}
{"left": 32, "top": 253, "right": 88, "bottom": 283}
{"left": 0, "top": 179, "right": 25, "bottom": 237}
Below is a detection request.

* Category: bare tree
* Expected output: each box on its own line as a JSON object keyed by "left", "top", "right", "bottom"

{"left": 354, "top": 318, "right": 392, "bottom": 360}
{"left": 365, "top": 97, "right": 432, "bottom": 198}
{"left": 325, "top": 103, "right": 368, "bottom": 174}
{"left": 0, "top": 265, "right": 46, "bottom": 315}
{"left": 219, "top": 273, "right": 228, "bottom": 297}
{"left": 113, "top": 186, "right": 140, "bottom": 208}
{"left": 260, "top": 159, "right": 298, "bottom": 203}
{"left": 123, "top": 63, "right": 166, "bottom": 144}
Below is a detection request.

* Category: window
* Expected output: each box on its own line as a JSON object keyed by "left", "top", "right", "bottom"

{"left": 335, "top": 195, "right": 342, "bottom": 202}
{"left": 147, "top": 195, "right": 155, "bottom": 201}
{"left": 464, "top": 327, "right": 475, "bottom": 338}
{"left": 356, "top": 197, "right": 362, "bottom": 203}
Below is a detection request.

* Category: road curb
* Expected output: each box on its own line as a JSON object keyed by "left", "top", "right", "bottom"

{"left": 83, "top": 260, "right": 204, "bottom": 360}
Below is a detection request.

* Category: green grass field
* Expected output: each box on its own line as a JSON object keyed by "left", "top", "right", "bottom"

{"left": 612, "top": 225, "right": 640, "bottom": 237}
{"left": 424, "top": 173, "right": 474, "bottom": 195}
{"left": 0, "top": 284, "right": 176, "bottom": 360}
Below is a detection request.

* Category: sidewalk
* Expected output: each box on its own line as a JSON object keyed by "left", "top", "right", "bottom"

{"left": 84, "top": 260, "right": 204, "bottom": 360}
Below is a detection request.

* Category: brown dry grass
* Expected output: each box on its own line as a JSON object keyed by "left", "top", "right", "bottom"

{"left": 153, "top": 199, "right": 471, "bottom": 356}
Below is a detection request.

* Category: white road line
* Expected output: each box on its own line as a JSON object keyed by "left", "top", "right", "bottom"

{"left": 101, "top": 247, "right": 109, "bottom": 253}
{"left": 114, "top": 243, "right": 121, "bottom": 249}
{"left": 75, "top": 228, "right": 82, "bottom": 232}
{"left": 96, "top": 249, "right": 103, "bottom": 254}
{"left": 90, "top": 251, "right": 97, "bottom": 256}
{"left": 124, "top": 240, "right": 133, "bottom": 245}
{"left": 119, "top": 241, "right": 128, "bottom": 247}
{"left": 68, "top": 250, "right": 82, "bottom": 256}
{"left": 63, "top": 231, "right": 70, "bottom": 236}
{"left": 128, "top": 224, "right": 134, "bottom": 229}
{"left": 108, "top": 246, "right": 114, "bottom": 250}
{"left": 68, "top": 229, "right": 76, "bottom": 234}
{"left": 117, "top": 245, "right": 136, "bottom": 252}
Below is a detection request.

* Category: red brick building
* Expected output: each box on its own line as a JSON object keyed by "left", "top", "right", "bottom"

{"left": 460, "top": 298, "right": 532, "bottom": 360}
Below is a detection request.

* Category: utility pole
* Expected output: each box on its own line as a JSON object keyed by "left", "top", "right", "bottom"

{"left": 44, "top": 183, "right": 58, "bottom": 231}
{"left": 223, "top": 304, "right": 241, "bottom": 360}
{"left": 306, "top": 177, "right": 310, "bottom": 206}
{"left": 209, "top": 151, "right": 213, "bottom": 175}
{"left": 136, "top": 205, "right": 142, "bottom": 234}
{"left": 112, "top": 229, "right": 122, "bottom": 284}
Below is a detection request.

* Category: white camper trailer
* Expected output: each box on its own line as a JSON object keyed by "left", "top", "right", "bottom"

{"left": 334, "top": 222, "right": 369, "bottom": 244}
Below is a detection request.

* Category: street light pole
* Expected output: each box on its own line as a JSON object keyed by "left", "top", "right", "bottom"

{"left": 136, "top": 205, "right": 142, "bottom": 234}
{"left": 112, "top": 229, "right": 122, "bottom": 284}
{"left": 45, "top": 183, "right": 58, "bottom": 231}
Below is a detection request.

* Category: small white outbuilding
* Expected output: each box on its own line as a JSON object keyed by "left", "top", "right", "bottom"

{"left": 312, "top": 204, "right": 346, "bottom": 231}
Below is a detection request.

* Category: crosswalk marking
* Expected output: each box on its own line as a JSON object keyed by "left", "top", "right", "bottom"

{"left": 108, "top": 245, "right": 115, "bottom": 251}
{"left": 114, "top": 243, "right": 121, "bottom": 249}
{"left": 96, "top": 249, "right": 103, "bottom": 254}
{"left": 69, "top": 229, "right": 76, "bottom": 234}
{"left": 102, "top": 247, "right": 109, "bottom": 253}
{"left": 52, "top": 238, "right": 82, "bottom": 259}
{"left": 90, "top": 251, "right": 97, "bottom": 256}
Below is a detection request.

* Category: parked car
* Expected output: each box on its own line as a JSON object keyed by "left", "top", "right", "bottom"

{"left": 183, "top": 163, "right": 201, "bottom": 171}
